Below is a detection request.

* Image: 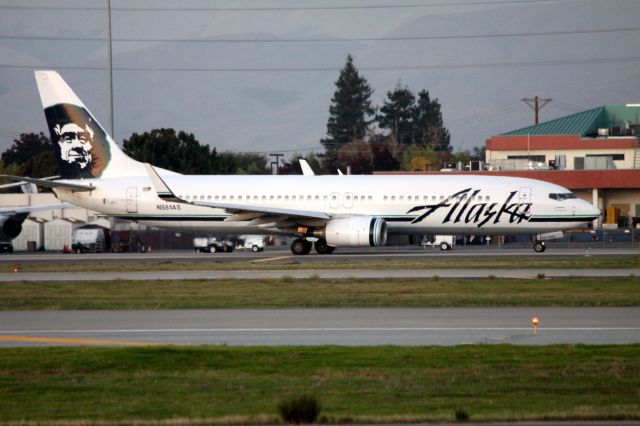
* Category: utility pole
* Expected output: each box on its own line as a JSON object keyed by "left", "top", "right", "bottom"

{"left": 522, "top": 96, "right": 552, "bottom": 125}
{"left": 107, "top": 0, "right": 114, "bottom": 137}
{"left": 269, "top": 153, "right": 283, "bottom": 175}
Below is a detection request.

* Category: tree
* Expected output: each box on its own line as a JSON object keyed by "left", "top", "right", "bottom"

{"left": 414, "top": 90, "right": 451, "bottom": 152}
{"left": 1, "top": 132, "right": 51, "bottom": 166}
{"left": 0, "top": 133, "right": 58, "bottom": 179}
{"left": 400, "top": 146, "right": 439, "bottom": 171}
{"left": 377, "top": 84, "right": 416, "bottom": 145}
{"left": 335, "top": 140, "right": 374, "bottom": 174}
{"left": 123, "top": 129, "right": 213, "bottom": 174}
{"left": 369, "top": 135, "right": 402, "bottom": 171}
{"left": 321, "top": 55, "right": 374, "bottom": 157}
{"left": 470, "top": 145, "right": 486, "bottom": 161}
{"left": 19, "top": 150, "right": 58, "bottom": 178}
{"left": 213, "top": 152, "right": 270, "bottom": 175}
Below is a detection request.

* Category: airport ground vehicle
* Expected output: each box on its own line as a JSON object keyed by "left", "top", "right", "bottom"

{"left": 0, "top": 241, "right": 14, "bottom": 253}
{"left": 238, "top": 235, "right": 265, "bottom": 252}
{"left": 71, "top": 228, "right": 106, "bottom": 253}
{"left": 193, "top": 237, "right": 235, "bottom": 253}
{"left": 421, "top": 235, "right": 456, "bottom": 250}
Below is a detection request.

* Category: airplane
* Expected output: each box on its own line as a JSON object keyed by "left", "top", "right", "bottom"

{"left": 0, "top": 181, "right": 71, "bottom": 252}
{"left": 1, "top": 71, "right": 600, "bottom": 255}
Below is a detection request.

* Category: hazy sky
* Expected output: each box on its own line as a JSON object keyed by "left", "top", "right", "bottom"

{"left": 1, "top": 0, "right": 639, "bottom": 158}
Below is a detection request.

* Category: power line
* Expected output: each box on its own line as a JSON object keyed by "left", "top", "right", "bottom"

{"left": 0, "top": 0, "right": 564, "bottom": 12}
{"left": 2, "top": 55, "right": 640, "bottom": 72}
{"left": 3, "top": 26, "right": 638, "bottom": 44}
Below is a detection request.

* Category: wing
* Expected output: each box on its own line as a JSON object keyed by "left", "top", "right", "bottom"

{"left": 144, "top": 163, "right": 331, "bottom": 224}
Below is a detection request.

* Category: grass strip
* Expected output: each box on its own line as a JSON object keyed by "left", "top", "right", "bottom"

{"left": 2, "top": 254, "right": 639, "bottom": 272}
{"left": 0, "top": 345, "right": 638, "bottom": 424}
{"left": 0, "top": 277, "right": 639, "bottom": 310}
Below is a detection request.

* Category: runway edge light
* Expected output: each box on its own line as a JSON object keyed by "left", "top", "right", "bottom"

{"left": 532, "top": 317, "right": 539, "bottom": 334}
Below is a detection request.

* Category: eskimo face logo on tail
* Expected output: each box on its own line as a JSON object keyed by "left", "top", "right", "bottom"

{"left": 407, "top": 187, "right": 532, "bottom": 227}
{"left": 44, "top": 104, "right": 110, "bottom": 179}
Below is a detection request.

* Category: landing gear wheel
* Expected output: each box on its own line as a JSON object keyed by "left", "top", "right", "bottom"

{"left": 290, "top": 238, "right": 312, "bottom": 255}
{"left": 533, "top": 241, "right": 546, "bottom": 253}
{"left": 314, "top": 239, "right": 335, "bottom": 254}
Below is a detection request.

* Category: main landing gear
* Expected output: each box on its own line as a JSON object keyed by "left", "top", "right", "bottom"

{"left": 290, "top": 238, "right": 335, "bottom": 255}
{"left": 314, "top": 239, "right": 335, "bottom": 254}
{"left": 290, "top": 238, "right": 312, "bottom": 255}
{"left": 533, "top": 241, "right": 546, "bottom": 253}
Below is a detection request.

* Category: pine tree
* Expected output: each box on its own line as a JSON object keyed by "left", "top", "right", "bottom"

{"left": 414, "top": 90, "right": 451, "bottom": 152}
{"left": 377, "top": 84, "right": 416, "bottom": 145}
{"left": 322, "top": 55, "right": 374, "bottom": 156}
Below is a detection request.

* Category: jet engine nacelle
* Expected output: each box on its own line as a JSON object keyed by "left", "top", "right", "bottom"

{"left": 0, "top": 215, "right": 23, "bottom": 241}
{"left": 322, "top": 216, "right": 387, "bottom": 247}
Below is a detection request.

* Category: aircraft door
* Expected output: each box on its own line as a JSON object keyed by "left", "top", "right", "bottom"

{"left": 518, "top": 187, "right": 532, "bottom": 204}
{"left": 126, "top": 187, "right": 138, "bottom": 213}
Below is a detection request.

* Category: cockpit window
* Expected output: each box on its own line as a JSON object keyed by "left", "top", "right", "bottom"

{"left": 549, "top": 192, "right": 577, "bottom": 201}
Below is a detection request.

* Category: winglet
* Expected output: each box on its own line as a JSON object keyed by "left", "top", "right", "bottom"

{"left": 299, "top": 159, "right": 315, "bottom": 176}
{"left": 144, "top": 163, "right": 183, "bottom": 202}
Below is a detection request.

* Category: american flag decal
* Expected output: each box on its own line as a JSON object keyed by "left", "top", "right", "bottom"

{"left": 142, "top": 186, "right": 151, "bottom": 192}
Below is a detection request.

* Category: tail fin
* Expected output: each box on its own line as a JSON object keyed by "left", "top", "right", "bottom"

{"left": 34, "top": 71, "right": 145, "bottom": 179}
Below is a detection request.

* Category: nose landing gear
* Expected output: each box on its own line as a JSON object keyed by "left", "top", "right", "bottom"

{"left": 533, "top": 241, "right": 546, "bottom": 253}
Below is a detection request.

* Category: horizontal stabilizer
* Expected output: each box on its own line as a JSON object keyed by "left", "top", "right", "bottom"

{"left": 0, "top": 175, "right": 95, "bottom": 192}
{"left": 0, "top": 202, "right": 75, "bottom": 215}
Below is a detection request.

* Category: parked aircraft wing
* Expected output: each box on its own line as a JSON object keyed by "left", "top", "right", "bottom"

{"left": 144, "top": 163, "right": 330, "bottom": 221}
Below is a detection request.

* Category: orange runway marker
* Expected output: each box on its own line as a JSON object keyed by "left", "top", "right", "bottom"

{"left": 0, "top": 335, "right": 163, "bottom": 346}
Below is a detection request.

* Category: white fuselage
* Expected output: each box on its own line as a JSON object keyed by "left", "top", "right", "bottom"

{"left": 54, "top": 174, "right": 600, "bottom": 237}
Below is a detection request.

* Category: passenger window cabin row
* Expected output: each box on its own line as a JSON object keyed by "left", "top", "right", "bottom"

{"left": 176, "top": 193, "right": 493, "bottom": 203}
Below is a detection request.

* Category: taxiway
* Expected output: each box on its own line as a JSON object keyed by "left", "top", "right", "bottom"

{"left": 1, "top": 307, "right": 639, "bottom": 347}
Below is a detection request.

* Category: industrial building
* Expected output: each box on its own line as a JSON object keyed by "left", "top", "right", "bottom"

{"left": 0, "top": 193, "right": 197, "bottom": 252}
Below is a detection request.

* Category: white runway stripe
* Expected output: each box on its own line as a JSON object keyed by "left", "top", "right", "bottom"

{"left": 3, "top": 327, "right": 640, "bottom": 334}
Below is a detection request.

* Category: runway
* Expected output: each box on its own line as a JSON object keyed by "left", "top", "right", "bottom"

{"left": 0, "top": 245, "right": 637, "bottom": 264}
{"left": 1, "top": 307, "right": 639, "bottom": 347}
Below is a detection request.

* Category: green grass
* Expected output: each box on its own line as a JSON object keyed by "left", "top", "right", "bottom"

{"left": 0, "top": 277, "right": 639, "bottom": 310}
{"left": 0, "top": 345, "right": 638, "bottom": 423}
{"left": 3, "top": 254, "right": 640, "bottom": 273}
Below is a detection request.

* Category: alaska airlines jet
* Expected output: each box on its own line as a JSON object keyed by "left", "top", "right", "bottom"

{"left": 1, "top": 71, "right": 600, "bottom": 255}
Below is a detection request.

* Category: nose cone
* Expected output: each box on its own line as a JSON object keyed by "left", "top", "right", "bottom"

{"left": 581, "top": 200, "right": 601, "bottom": 220}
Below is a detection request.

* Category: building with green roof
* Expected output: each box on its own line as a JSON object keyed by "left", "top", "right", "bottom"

{"left": 502, "top": 105, "right": 640, "bottom": 137}
{"left": 484, "top": 104, "right": 640, "bottom": 225}
{"left": 486, "top": 104, "right": 640, "bottom": 172}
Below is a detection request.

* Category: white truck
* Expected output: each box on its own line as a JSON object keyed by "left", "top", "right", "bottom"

{"left": 72, "top": 228, "right": 106, "bottom": 253}
{"left": 193, "top": 237, "right": 235, "bottom": 253}
{"left": 238, "top": 235, "right": 265, "bottom": 252}
{"left": 421, "top": 235, "right": 456, "bottom": 251}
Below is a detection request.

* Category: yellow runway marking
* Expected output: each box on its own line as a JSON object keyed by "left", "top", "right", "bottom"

{"left": 252, "top": 255, "right": 292, "bottom": 263}
{"left": 0, "top": 335, "right": 161, "bottom": 346}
